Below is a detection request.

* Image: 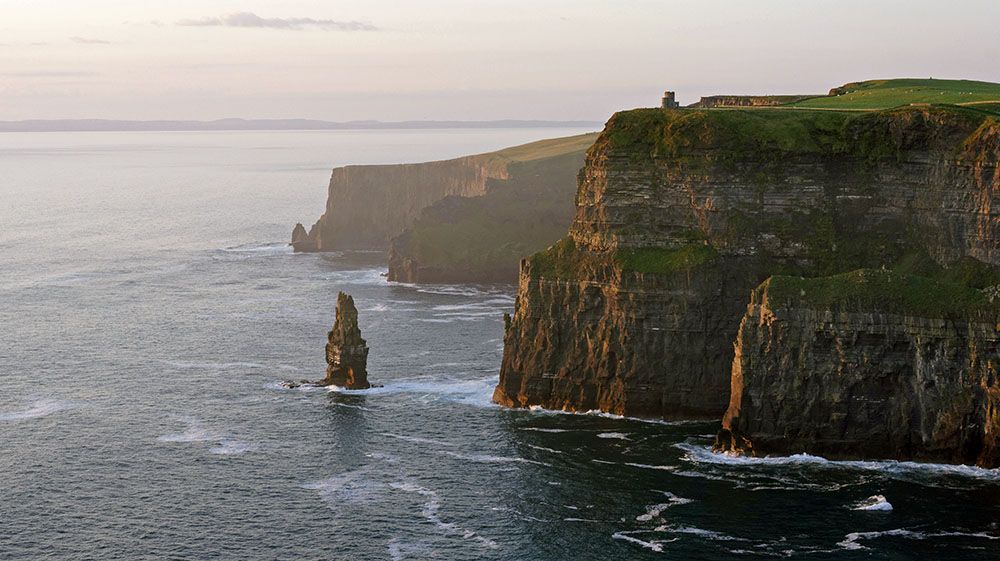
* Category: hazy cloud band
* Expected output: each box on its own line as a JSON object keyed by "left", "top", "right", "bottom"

{"left": 70, "top": 37, "right": 112, "bottom": 44}
{"left": 176, "top": 12, "right": 376, "bottom": 31}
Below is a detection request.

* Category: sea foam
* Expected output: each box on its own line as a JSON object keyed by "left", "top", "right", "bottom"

{"left": 852, "top": 494, "right": 893, "bottom": 511}
{"left": 676, "top": 442, "right": 1000, "bottom": 481}
{"left": 0, "top": 398, "right": 75, "bottom": 422}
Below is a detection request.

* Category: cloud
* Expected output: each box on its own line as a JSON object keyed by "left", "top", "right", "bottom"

{"left": 176, "top": 12, "right": 376, "bottom": 31}
{"left": 70, "top": 36, "right": 111, "bottom": 45}
{"left": 2, "top": 71, "right": 98, "bottom": 77}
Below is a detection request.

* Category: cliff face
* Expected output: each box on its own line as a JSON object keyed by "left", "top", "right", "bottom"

{"left": 294, "top": 133, "right": 597, "bottom": 253}
{"left": 496, "top": 106, "right": 1000, "bottom": 420}
{"left": 716, "top": 272, "right": 1000, "bottom": 467}
{"left": 386, "top": 150, "right": 587, "bottom": 284}
{"left": 297, "top": 157, "right": 500, "bottom": 251}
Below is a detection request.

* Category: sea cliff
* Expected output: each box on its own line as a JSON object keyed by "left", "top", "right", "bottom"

{"left": 715, "top": 271, "right": 1000, "bottom": 467}
{"left": 294, "top": 156, "right": 503, "bottom": 251}
{"left": 495, "top": 104, "right": 1000, "bottom": 423}
{"left": 294, "top": 133, "right": 596, "bottom": 283}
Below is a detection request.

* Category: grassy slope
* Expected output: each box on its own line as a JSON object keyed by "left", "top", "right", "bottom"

{"left": 789, "top": 78, "right": 1000, "bottom": 110}
{"left": 490, "top": 132, "right": 598, "bottom": 162}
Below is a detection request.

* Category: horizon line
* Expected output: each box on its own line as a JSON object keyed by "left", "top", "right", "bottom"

{"left": 0, "top": 117, "right": 605, "bottom": 133}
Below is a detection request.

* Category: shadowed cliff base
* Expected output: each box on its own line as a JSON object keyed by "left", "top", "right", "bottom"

{"left": 496, "top": 89, "right": 1000, "bottom": 448}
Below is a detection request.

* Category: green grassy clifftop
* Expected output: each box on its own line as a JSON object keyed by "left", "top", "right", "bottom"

{"left": 790, "top": 78, "right": 1000, "bottom": 110}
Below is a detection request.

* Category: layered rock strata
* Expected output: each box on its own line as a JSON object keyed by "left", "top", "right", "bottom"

{"left": 496, "top": 106, "right": 1000, "bottom": 420}
{"left": 324, "top": 292, "right": 371, "bottom": 389}
{"left": 293, "top": 133, "right": 597, "bottom": 253}
{"left": 715, "top": 271, "right": 1000, "bottom": 467}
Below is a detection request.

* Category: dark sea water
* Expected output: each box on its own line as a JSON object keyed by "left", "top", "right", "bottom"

{"left": 2, "top": 129, "right": 999, "bottom": 561}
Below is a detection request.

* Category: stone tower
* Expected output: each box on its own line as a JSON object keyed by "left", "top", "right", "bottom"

{"left": 661, "top": 91, "right": 679, "bottom": 109}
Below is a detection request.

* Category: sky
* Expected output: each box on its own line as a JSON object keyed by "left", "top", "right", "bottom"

{"left": 1, "top": 0, "right": 998, "bottom": 121}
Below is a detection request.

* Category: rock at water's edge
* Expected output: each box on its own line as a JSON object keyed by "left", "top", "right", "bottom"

{"left": 290, "top": 222, "right": 318, "bottom": 252}
{"left": 324, "top": 292, "right": 371, "bottom": 389}
{"left": 714, "top": 275, "right": 1000, "bottom": 468}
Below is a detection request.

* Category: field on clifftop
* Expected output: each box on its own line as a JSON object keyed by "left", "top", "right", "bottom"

{"left": 789, "top": 78, "right": 1000, "bottom": 110}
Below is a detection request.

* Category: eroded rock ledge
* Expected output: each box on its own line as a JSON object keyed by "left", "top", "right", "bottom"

{"left": 715, "top": 271, "right": 1000, "bottom": 468}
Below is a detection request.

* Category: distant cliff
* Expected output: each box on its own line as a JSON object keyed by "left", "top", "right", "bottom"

{"left": 495, "top": 104, "right": 1000, "bottom": 424}
{"left": 688, "top": 95, "right": 817, "bottom": 108}
{"left": 387, "top": 148, "right": 589, "bottom": 283}
{"left": 293, "top": 156, "right": 501, "bottom": 251}
{"left": 293, "top": 133, "right": 596, "bottom": 258}
{"left": 716, "top": 271, "right": 1000, "bottom": 468}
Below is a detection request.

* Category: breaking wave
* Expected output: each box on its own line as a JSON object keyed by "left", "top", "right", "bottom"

{"left": 676, "top": 442, "right": 1000, "bottom": 482}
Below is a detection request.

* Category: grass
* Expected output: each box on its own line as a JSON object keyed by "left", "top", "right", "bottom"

{"left": 528, "top": 237, "right": 588, "bottom": 279}
{"left": 527, "top": 239, "right": 719, "bottom": 280}
{"left": 604, "top": 108, "right": 854, "bottom": 156}
{"left": 615, "top": 244, "right": 717, "bottom": 274}
{"left": 602, "top": 104, "right": 995, "bottom": 174}
{"left": 490, "top": 132, "right": 600, "bottom": 162}
{"left": 788, "top": 78, "right": 1000, "bottom": 110}
{"left": 764, "top": 268, "right": 1000, "bottom": 319}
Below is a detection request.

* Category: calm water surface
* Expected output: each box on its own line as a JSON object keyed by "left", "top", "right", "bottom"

{"left": 1, "top": 129, "right": 999, "bottom": 560}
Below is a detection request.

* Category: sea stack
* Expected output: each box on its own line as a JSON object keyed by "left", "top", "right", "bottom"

{"left": 324, "top": 292, "right": 371, "bottom": 389}
{"left": 290, "top": 222, "right": 318, "bottom": 252}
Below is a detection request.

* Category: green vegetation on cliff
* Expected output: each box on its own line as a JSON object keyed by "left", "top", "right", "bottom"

{"left": 527, "top": 238, "right": 719, "bottom": 279}
{"left": 764, "top": 267, "right": 1000, "bottom": 319}
{"left": 605, "top": 104, "right": 992, "bottom": 162}
{"left": 615, "top": 244, "right": 717, "bottom": 274}
{"left": 788, "top": 78, "right": 1000, "bottom": 110}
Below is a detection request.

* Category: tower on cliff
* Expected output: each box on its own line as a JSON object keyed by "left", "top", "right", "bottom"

{"left": 661, "top": 91, "right": 680, "bottom": 109}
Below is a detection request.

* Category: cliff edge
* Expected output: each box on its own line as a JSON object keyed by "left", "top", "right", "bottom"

{"left": 495, "top": 104, "right": 1000, "bottom": 421}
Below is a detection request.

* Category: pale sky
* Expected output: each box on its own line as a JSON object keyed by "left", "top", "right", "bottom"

{"left": 1, "top": 0, "right": 998, "bottom": 121}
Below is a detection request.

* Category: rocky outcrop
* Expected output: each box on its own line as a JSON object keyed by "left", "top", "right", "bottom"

{"left": 496, "top": 105, "right": 1000, "bottom": 421}
{"left": 386, "top": 149, "right": 588, "bottom": 284}
{"left": 715, "top": 271, "right": 1000, "bottom": 467}
{"left": 293, "top": 133, "right": 597, "bottom": 253}
{"left": 324, "top": 292, "right": 371, "bottom": 389}
{"left": 290, "top": 222, "right": 317, "bottom": 252}
{"left": 688, "top": 95, "right": 818, "bottom": 108}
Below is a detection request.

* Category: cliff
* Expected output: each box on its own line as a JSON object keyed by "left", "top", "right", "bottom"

{"left": 495, "top": 104, "right": 1000, "bottom": 421}
{"left": 386, "top": 148, "right": 588, "bottom": 283}
{"left": 715, "top": 270, "right": 1000, "bottom": 467}
{"left": 688, "top": 95, "right": 817, "bottom": 108}
{"left": 293, "top": 133, "right": 596, "bottom": 252}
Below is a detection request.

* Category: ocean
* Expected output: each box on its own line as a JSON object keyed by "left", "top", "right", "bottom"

{"left": 1, "top": 128, "right": 998, "bottom": 560}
